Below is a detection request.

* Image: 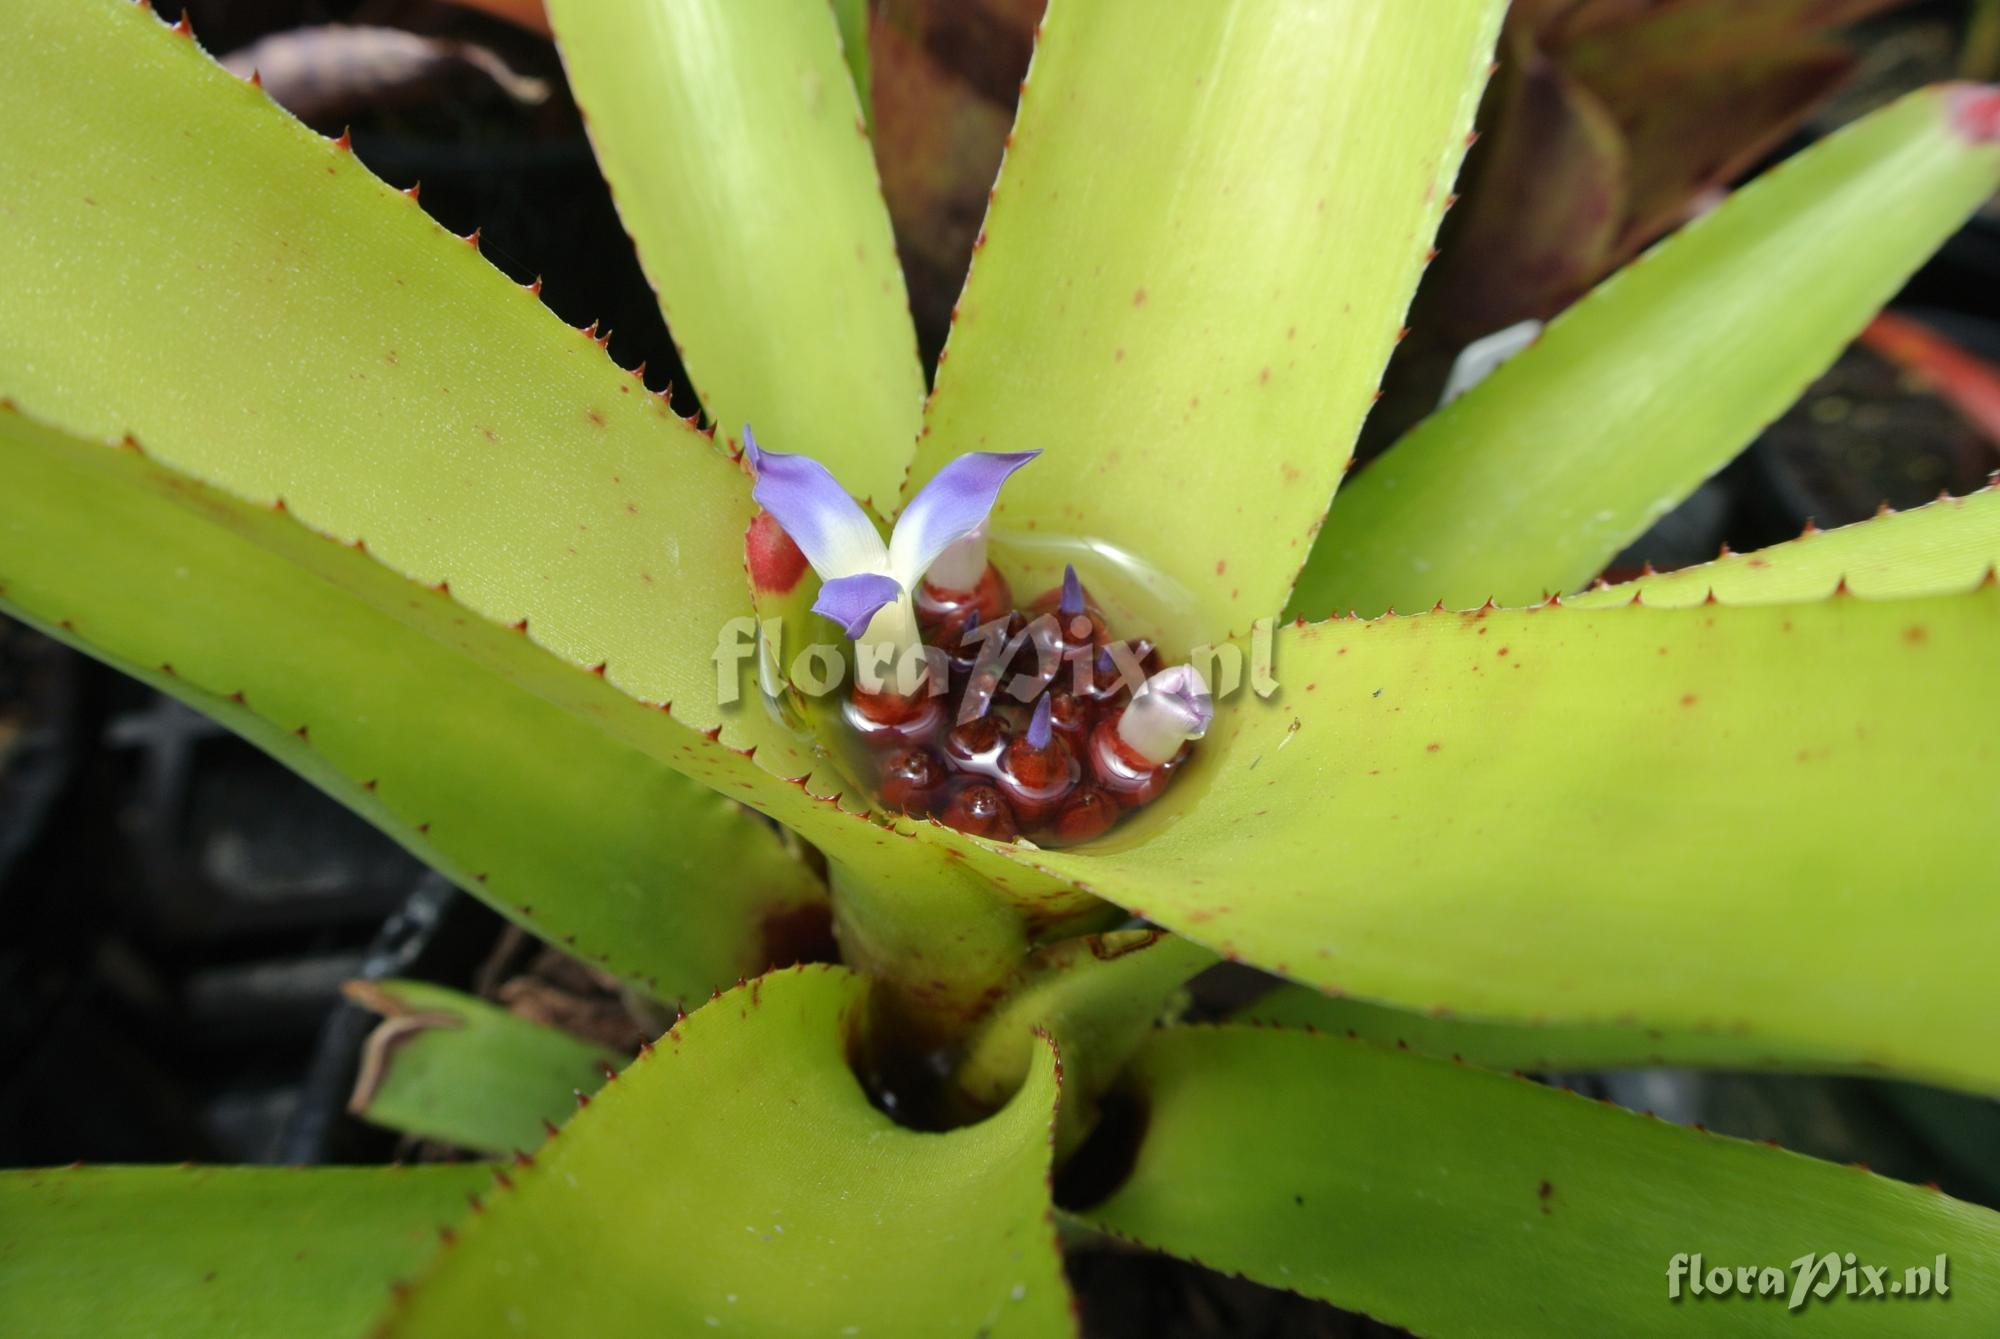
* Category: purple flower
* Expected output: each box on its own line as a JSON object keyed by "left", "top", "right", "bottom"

{"left": 743, "top": 426, "right": 1037, "bottom": 641}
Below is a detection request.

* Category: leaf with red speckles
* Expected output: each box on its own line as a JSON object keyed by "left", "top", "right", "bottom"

{"left": 0, "top": 0, "right": 1093, "bottom": 992}
{"left": 0, "top": 1163, "right": 490, "bottom": 1337}
{"left": 958, "top": 930, "right": 1215, "bottom": 1154}
{"left": 1241, "top": 984, "right": 1884, "bottom": 1075}
{"left": 343, "top": 979, "right": 622, "bottom": 1157}
{"left": 1568, "top": 482, "right": 2000, "bottom": 610}
{"left": 379, "top": 968, "right": 1074, "bottom": 1337}
{"left": 0, "top": 0, "right": 802, "bottom": 772}
{"left": 545, "top": 0, "right": 923, "bottom": 505}
{"left": 907, "top": 0, "right": 1505, "bottom": 648}
{"left": 0, "top": 404, "right": 824, "bottom": 1004}
{"left": 1004, "top": 586, "right": 2000, "bottom": 1094}
{"left": 1301, "top": 84, "right": 2000, "bottom": 621}
{"left": 1074, "top": 1025, "right": 2000, "bottom": 1335}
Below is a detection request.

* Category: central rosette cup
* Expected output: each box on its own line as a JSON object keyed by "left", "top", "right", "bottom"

{"left": 745, "top": 428, "right": 1211, "bottom": 846}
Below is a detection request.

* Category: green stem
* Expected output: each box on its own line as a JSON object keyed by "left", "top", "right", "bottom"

{"left": 827, "top": 855, "right": 1030, "bottom": 1048}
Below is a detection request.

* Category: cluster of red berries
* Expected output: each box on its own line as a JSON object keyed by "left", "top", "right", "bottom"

{"left": 841, "top": 565, "right": 1195, "bottom": 846}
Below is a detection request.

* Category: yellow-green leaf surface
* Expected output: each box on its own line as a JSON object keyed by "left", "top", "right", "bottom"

{"left": 908, "top": 0, "right": 1504, "bottom": 647}
{"left": 0, "top": 404, "right": 823, "bottom": 1002}
{"left": 547, "top": 0, "right": 923, "bottom": 505}
{"left": 345, "top": 978, "right": 621, "bottom": 1156}
{"left": 0, "top": 1164, "right": 487, "bottom": 1338}
{"left": 1002, "top": 588, "right": 2000, "bottom": 1093}
{"left": 381, "top": 968, "right": 1075, "bottom": 1338}
{"left": 829, "top": 0, "right": 870, "bottom": 122}
{"left": 0, "top": 1, "right": 775, "bottom": 767}
{"left": 1077, "top": 1026, "right": 2000, "bottom": 1336}
{"left": 0, "top": 0, "right": 1085, "bottom": 941}
{"left": 1569, "top": 483, "right": 2000, "bottom": 609}
{"left": 959, "top": 930, "right": 1215, "bottom": 1152}
{"left": 1244, "top": 984, "right": 1881, "bottom": 1076}
{"left": 1296, "top": 84, "right": 2000, "bottom": 620}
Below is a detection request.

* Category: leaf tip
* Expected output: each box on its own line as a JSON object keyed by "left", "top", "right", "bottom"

{"left": 1946, "top": 83, "right": 2000, "bottom": 142}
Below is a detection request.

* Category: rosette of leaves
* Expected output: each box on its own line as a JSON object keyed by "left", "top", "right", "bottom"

{"left": 3, "top": 2, "right": 2000, "bottom": 1335}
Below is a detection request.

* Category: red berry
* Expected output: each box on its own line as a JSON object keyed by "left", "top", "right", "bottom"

{"left": 1028, "top": 609, "right": 1105, "bottom": 662}
{"left": 745, "top": 511, "right": 808, "bottom": 594}
{"left": 944, "top": 714, "right": 1008, "bottom": 779}
{"left": 957, "top": 610, "right": 1034, "bottom": 720}
{"left": 996, "top": 696, "right": 1079, "bottom": 829}
{"left": 1027, "top": 566, "right": 1108, "bottom": 657}
{"left": 845, "top": 687, "right": 945, "bottom": 751}
{"left": 1050, "top": 785, "right": 1117, "bottom": 845}
{"left": 881, "top": 748, "right": 945, "bottom": 816}
{"left": 915, "top": 564, "right": 1013, "bottom": 643}
{"left": 1087, "top": 716, "right": 1184, "bottom": 808}
{"left": 1047, "top": 689, "right": 1094, "bottom": 748}
{"left": 856, "top": 562, "right": 1198, "bottom": 848}
{"left": 939, "top": 782, "right": 1019, "bottom": 840}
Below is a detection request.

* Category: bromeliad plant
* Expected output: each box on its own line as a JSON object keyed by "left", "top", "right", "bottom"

{"left": 3, "top": 0, "right": 2000, "bottom": 1334}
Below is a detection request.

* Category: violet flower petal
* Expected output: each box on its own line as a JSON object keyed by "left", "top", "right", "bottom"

{"left": 743, "top": 425, "right": 887, "bottom": 580}
{"left": 1145, "top": 664, "right": 1214, "bottom": 738}
{"left": 887, "top": 451, "right": 1039, "bottom": 588}
{"left": 812, "top": 572, "right": 904, "bottom": 639}
{"left": 1058, "top": 564, "right": 1085, "bottom": 617}
{"left": 1025, "top": 693, "right": 1054, "bottom": 749}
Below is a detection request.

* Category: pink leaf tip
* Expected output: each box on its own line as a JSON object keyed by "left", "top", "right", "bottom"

{"left": 1948, "top": 84, "right": 2000, "bottom": 142}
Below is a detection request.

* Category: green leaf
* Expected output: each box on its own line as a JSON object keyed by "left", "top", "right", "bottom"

{"left": 829, "top": 0, "right": 871, "bottom": 122}
{"left": 0, "top": 0, "right": 1058, "bottom": 933}
{"left": 546, "top": 0, "right": 923, "bottom": 505}
{"left": 1294, "top": 84, "right": 2000, "bottom": 620}
{"left": 1243, "top": 984, "right": 1881, "bottom": 1076}
{"left": 0, "top": 3, "right": 772, "bottom": 760}
{"left": 1567, "top": 483, "right": 2000, "bottom": 608}
{"left": 907, "top": 0, "right": 1504, "bottom": 647}
{"left": 344, "top": 978, "right": 622, "bottom": 1156}
{"left": 1076, "top": 1025, "right": 2000, "bottom": 1336}
{"left": 998, "top": 587, "right": 2000, "bottom": 1093}
{"left": 0, "top": 1164, "right": 487, "bottom": 1338}
{"left": 380, "top": 968, "right": 1074, "bottom": 1337}
{"left": 0, "top": 404, "right": 825, "bottom": 1003}
{"left": 959, "top": 930, "right": 1216, "bottom": 1152}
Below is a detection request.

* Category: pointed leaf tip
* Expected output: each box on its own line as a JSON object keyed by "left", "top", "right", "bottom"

{"left": 1949, "top": 84, "right": 2000, "bottom": 141}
